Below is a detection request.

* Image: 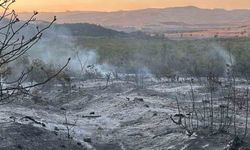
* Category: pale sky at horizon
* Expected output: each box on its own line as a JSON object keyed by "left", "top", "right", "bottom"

{"left": 12, "top": 0, "right": 250, "bottom": 12}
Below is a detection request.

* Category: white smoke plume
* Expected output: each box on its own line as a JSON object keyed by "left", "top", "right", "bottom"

{"left": 21, "top": 24, "right": 114, "bottom": 76}
{"left": 211, "top": 44, "right": 235, "bottom": 66}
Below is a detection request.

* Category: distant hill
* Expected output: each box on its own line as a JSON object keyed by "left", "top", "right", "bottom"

{"left": 53, "top": 23, "right": 127, "bottom": 37}
{"left": 18, "top": 6, "right": 250, "bottom": 32}
{"left": 1, "top": 18, "right": 145, "bottom": 38}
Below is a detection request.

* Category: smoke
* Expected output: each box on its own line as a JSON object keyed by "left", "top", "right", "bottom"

{"left": 203, "top": 44, "right": 236, "bottom": 77}
{"left": 20, "top": 24, "right": 115, "bottom": 76}
{"left": 211, "top": 44, "right": 235, "bottom": 66}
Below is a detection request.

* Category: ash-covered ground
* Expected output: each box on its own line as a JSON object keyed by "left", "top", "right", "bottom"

{"left": 0, "top": 78, "right": 250, "bottom": 150}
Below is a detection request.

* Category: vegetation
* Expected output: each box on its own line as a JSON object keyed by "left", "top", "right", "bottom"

{"left": 76, "top": 36, "right": 250, "bottom": 79}
{"left": 54, "top": 23, "right": 128, "bottom": 37}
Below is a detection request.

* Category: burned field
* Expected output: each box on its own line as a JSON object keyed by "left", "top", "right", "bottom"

{"left": 1, "top": 17, "right": 250, "bottom": 150}
{"left": 1, "top": 1, "right": 250, "bottom": 149}
{"left": 0, "top": 75, "right": 250, "bottom": 150}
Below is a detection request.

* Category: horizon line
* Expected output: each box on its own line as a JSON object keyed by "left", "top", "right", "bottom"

{"left": 16, "top": 5, "right": 250, "bottom": 14}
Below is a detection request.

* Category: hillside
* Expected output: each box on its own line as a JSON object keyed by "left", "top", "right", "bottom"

{"left": 53, "top": 23, "right": 127, "bottom": 37}
{"left": 18, "top": 6, "right": 250, "bottom": 33}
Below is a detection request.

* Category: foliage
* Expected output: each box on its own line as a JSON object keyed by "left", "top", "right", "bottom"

{"left": 76, "top": 36, "right": 250, "bottom": 78}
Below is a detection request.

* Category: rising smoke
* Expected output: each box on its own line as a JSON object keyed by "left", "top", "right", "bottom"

{"left": 12, "top": 23, "right": 115, "bottom": 78}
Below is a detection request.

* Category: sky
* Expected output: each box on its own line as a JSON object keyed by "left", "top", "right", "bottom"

{"left": 12, "top": 0, "right": 250, "bottom": 12}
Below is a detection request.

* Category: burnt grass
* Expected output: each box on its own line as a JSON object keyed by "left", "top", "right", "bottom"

{"left": 0, "top": 123, "right": 86, "bottom": 150}
{"left": 0, "top": 79, "right": 250, "bottom": 150}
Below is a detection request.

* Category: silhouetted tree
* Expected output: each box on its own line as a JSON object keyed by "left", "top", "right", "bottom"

{"left": 0, "top": 0, "right": 70, "bottom": 104}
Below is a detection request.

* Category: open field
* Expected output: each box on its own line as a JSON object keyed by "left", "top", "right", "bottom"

{"left": 163, "top": 25, "right": 250, "bottom": 39}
